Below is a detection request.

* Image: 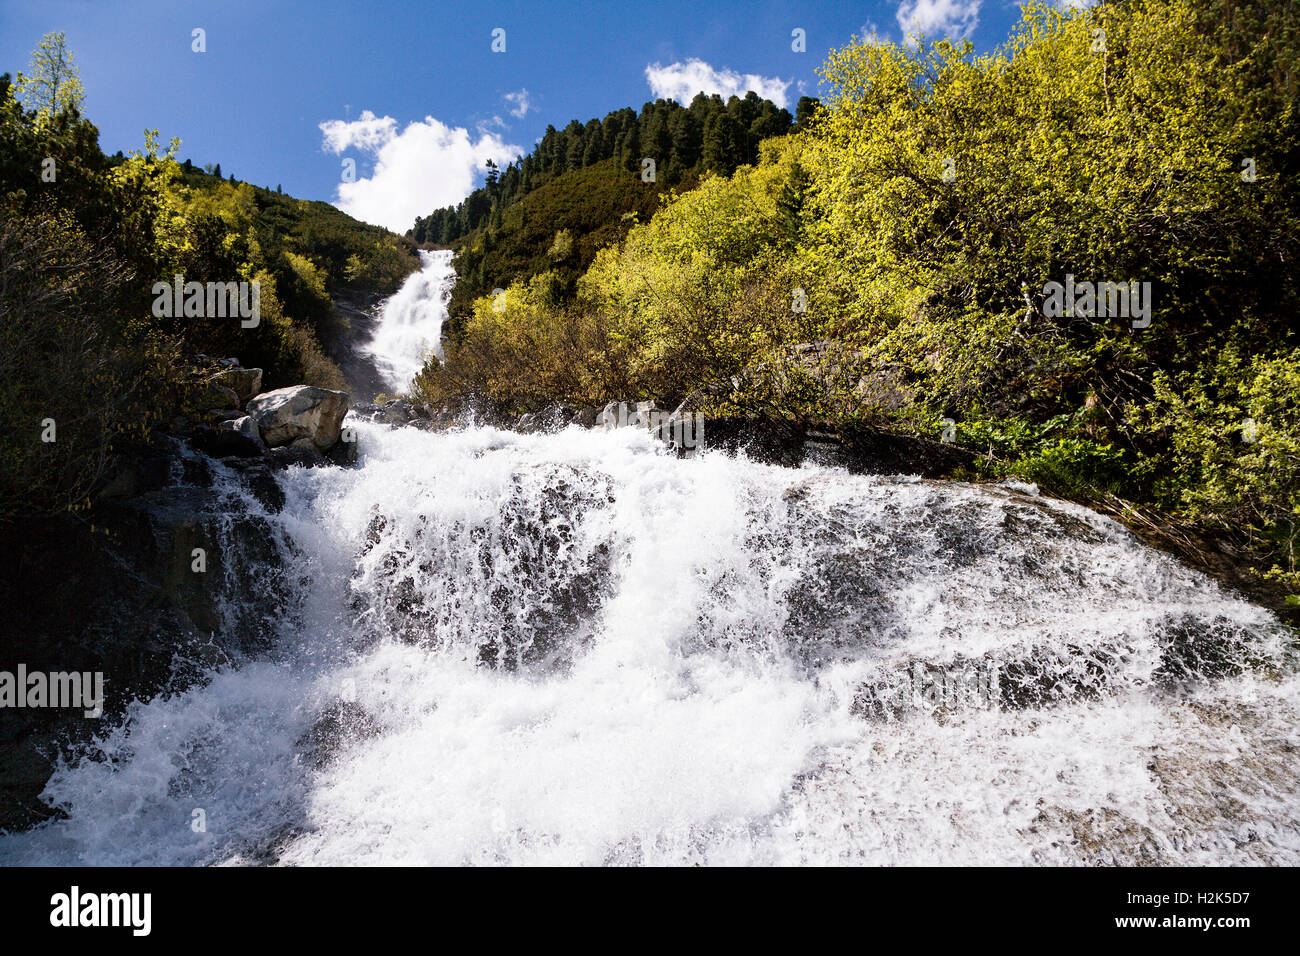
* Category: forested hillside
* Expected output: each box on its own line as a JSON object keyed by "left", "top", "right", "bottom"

{"left": 410, "top": 92, "right": 803, "bottom": 324}
{"left": 0, "top": 47, "right": 417, "bottom": 523}
{"left": 413, "top": 0, "right": 1300, "bottom": 606}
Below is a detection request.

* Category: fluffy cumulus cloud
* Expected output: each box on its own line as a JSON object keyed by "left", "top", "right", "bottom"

{"left": 319, "top": 110, "right": 520, "bottom": 233}
{"left": 895, "top": 0, "right": 981, "bottom": 42}
{"left": 645, "top": 58, "right": 790, "bottom": 109}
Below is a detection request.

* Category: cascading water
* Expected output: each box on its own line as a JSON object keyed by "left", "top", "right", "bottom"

{"left": 2, "top": 422, "right": 1298, "bottom": 866}
{"left": 3, "top": 262, "right": 1297, "bottom": 867}
{"left": 362, "top": 250, "right": 455, "bottom": 395}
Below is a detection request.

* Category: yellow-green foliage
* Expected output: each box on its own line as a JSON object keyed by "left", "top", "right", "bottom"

{"left": 417, "top": 0, "right": 1300, "bottom": 589}
{"left": 416, "top": 271, "right": 631, "bottom": 411}
{"left": 343, "top": 237, "right": 413, "bottom": 289}
{"left": 1152, "top": 345, "right": 1300, "bottom": 589}
{"left": 581, "top": 137, "right": 821, "bottom": 404}
{"left": 15, "top": 31, "right": 84, "bottom": 125}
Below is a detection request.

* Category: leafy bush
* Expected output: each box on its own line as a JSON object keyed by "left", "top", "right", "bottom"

{"left": 1150, "top": 345, "right": 1300, "bottom": 589}
{"left": 411, "top": 0, "right": 1300, "bottom": 593}
{"left": 0, "top": 211, "right": 187, "bottom": 521}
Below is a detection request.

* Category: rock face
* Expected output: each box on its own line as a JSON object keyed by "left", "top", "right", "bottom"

{"left": 0, "top": 362, "right": 359, "bottom": 831}
{"left": 296, "top": 700, "right": 381, "bottom": 770}
{"left": 211, "top": 367, "right": 263, "bottom": 403}
{"left": 246, "top": 386, "right": 350, "bottom": 450}
{"left": 0, "top": 439, "right": 286, "bottom": 830}
{"left": 200, "top": 383, "right": 241, "bottom": 411}
{"left": 570, "top": 406, "right": 599, "bottom": 429}
{"left": 516, "top": 405, "right": 575, "bottom": 434}
{"left": 213, "top": 416, "right": 265, "bottom": 457}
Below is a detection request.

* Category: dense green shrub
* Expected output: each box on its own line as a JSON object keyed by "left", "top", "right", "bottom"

{"left": 415, "top": 0, "right": 1300, "bottom": 590}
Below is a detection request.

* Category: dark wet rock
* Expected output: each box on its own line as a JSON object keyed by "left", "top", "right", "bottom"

{"left": 848, "top": 608, "right": 1286, "bottom": 722}
{"left": 697, "top": 417, "right": 807, "bottom": 468}
{"left": 1153, "top": 613, "right": 1282, "bottom": 684}
{"left": 0, "top": 738, "right": 68, "bottom": 828}
{"left": 266, "top": 445, "right": 329, "bottom": 470}
{"left": 353, "top": 463, "right": 618, "bottom": 670}
{"left": 517, "top": 405, "right": 576, "bottom": 435}
{"left": 95, "top": 453, "right": 172, "bottom": 501}
{"left": 324, "top": 432, "right": 359, "bottom": 466}
{"left": 378, "top": 399, "right": 415, "bottom": 425}
{"left": 192, "top": 420, "right": 264, "bottom": 459}
{"left": 212, "top": 416, "right": 266, "bottom": 458}
{"left": 570, "top": 406, "right": 599, "bottom": 428}
{"left": 296, "top": 701, "right": 382, "bottom": 770}
{"left": 222, "top": 459, "right": 286, "bottom": 513}
{"left": 540, "top": 404, "right": 577, "bottom": 431}
{"left": 0, "top": 444, "right": 288, "bottom": 829}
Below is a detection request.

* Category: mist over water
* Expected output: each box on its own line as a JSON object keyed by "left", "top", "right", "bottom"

{"left": 2, "top": 420, "right": 1297, "bottom": 866}
{"left": 362, "top": 249, "right": 454, "bottom": 395}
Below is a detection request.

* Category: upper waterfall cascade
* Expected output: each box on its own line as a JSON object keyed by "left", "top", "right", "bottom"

{"left": 362, "top": 249, "right": 455, "bottom": 395}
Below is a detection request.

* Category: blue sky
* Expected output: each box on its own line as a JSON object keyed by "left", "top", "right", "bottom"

{"left": 0, "top": 0, "right": 1053, "bottom": 231}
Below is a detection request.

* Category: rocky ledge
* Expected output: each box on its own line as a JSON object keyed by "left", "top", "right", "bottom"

{"left": 183, "top": 358, "right": 357, "bottom": 469}
{"left": 360, "top": 393, "right": 976, "bottom": 480}
{"left": 0, "top": 358, "right": 361, "bottom": 832}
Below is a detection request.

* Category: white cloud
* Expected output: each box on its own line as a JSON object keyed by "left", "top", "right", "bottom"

{"left": 503, "top": 88, "right": 532, "bottom": 119}
{"left": 319, "top": 110, "right": 520, "bottom": 233}
{"left": 645, "top": 58, "right": 791, "bottom": 109}
{"left": 895, "top": 0, "right": 981, "bottom": 43}
{"left": 320, "top": 111, "right": 397, "bottom": 152}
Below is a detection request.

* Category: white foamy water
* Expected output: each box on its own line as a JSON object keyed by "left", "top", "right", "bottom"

{"left": 4, "top": 250, "right": 1298, "bottom": 865}
{"left": 362, "top": 249, "right": 454, "bottom": 394}
{"left": 2, "top": 421, "right": 1298, "bottom": 866}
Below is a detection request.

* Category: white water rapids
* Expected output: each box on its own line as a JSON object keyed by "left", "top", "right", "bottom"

{"left": 2, "top": 423, "right": 1298, "bottom": 865}
{"left": 1, "top": 267, "right": 1298, "bottom": 866}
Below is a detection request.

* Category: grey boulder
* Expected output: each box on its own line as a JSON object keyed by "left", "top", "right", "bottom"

{"left": 246, "top": 385, "right": 350, "bottom": 450}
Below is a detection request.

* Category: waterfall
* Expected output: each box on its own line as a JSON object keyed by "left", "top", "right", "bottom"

{"left": 2, "top": 419, "right": 1297, "bottom": 866}
{"left": 362, "top": 250, "right": 455, "bottom": 395}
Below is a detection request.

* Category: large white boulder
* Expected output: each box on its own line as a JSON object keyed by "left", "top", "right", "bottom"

{"left": 245, "top": 386, "right": 350, "bottom": 450}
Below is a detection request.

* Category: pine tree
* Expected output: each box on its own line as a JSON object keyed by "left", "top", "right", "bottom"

{"left": 794, "top": 96, "right": 821, "bottom": 131}
{"left": 669, "top": 110, "right": 702, "bottom": 168}
{"left": 702, "top": 111, "right": 740, "bottom": 174}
